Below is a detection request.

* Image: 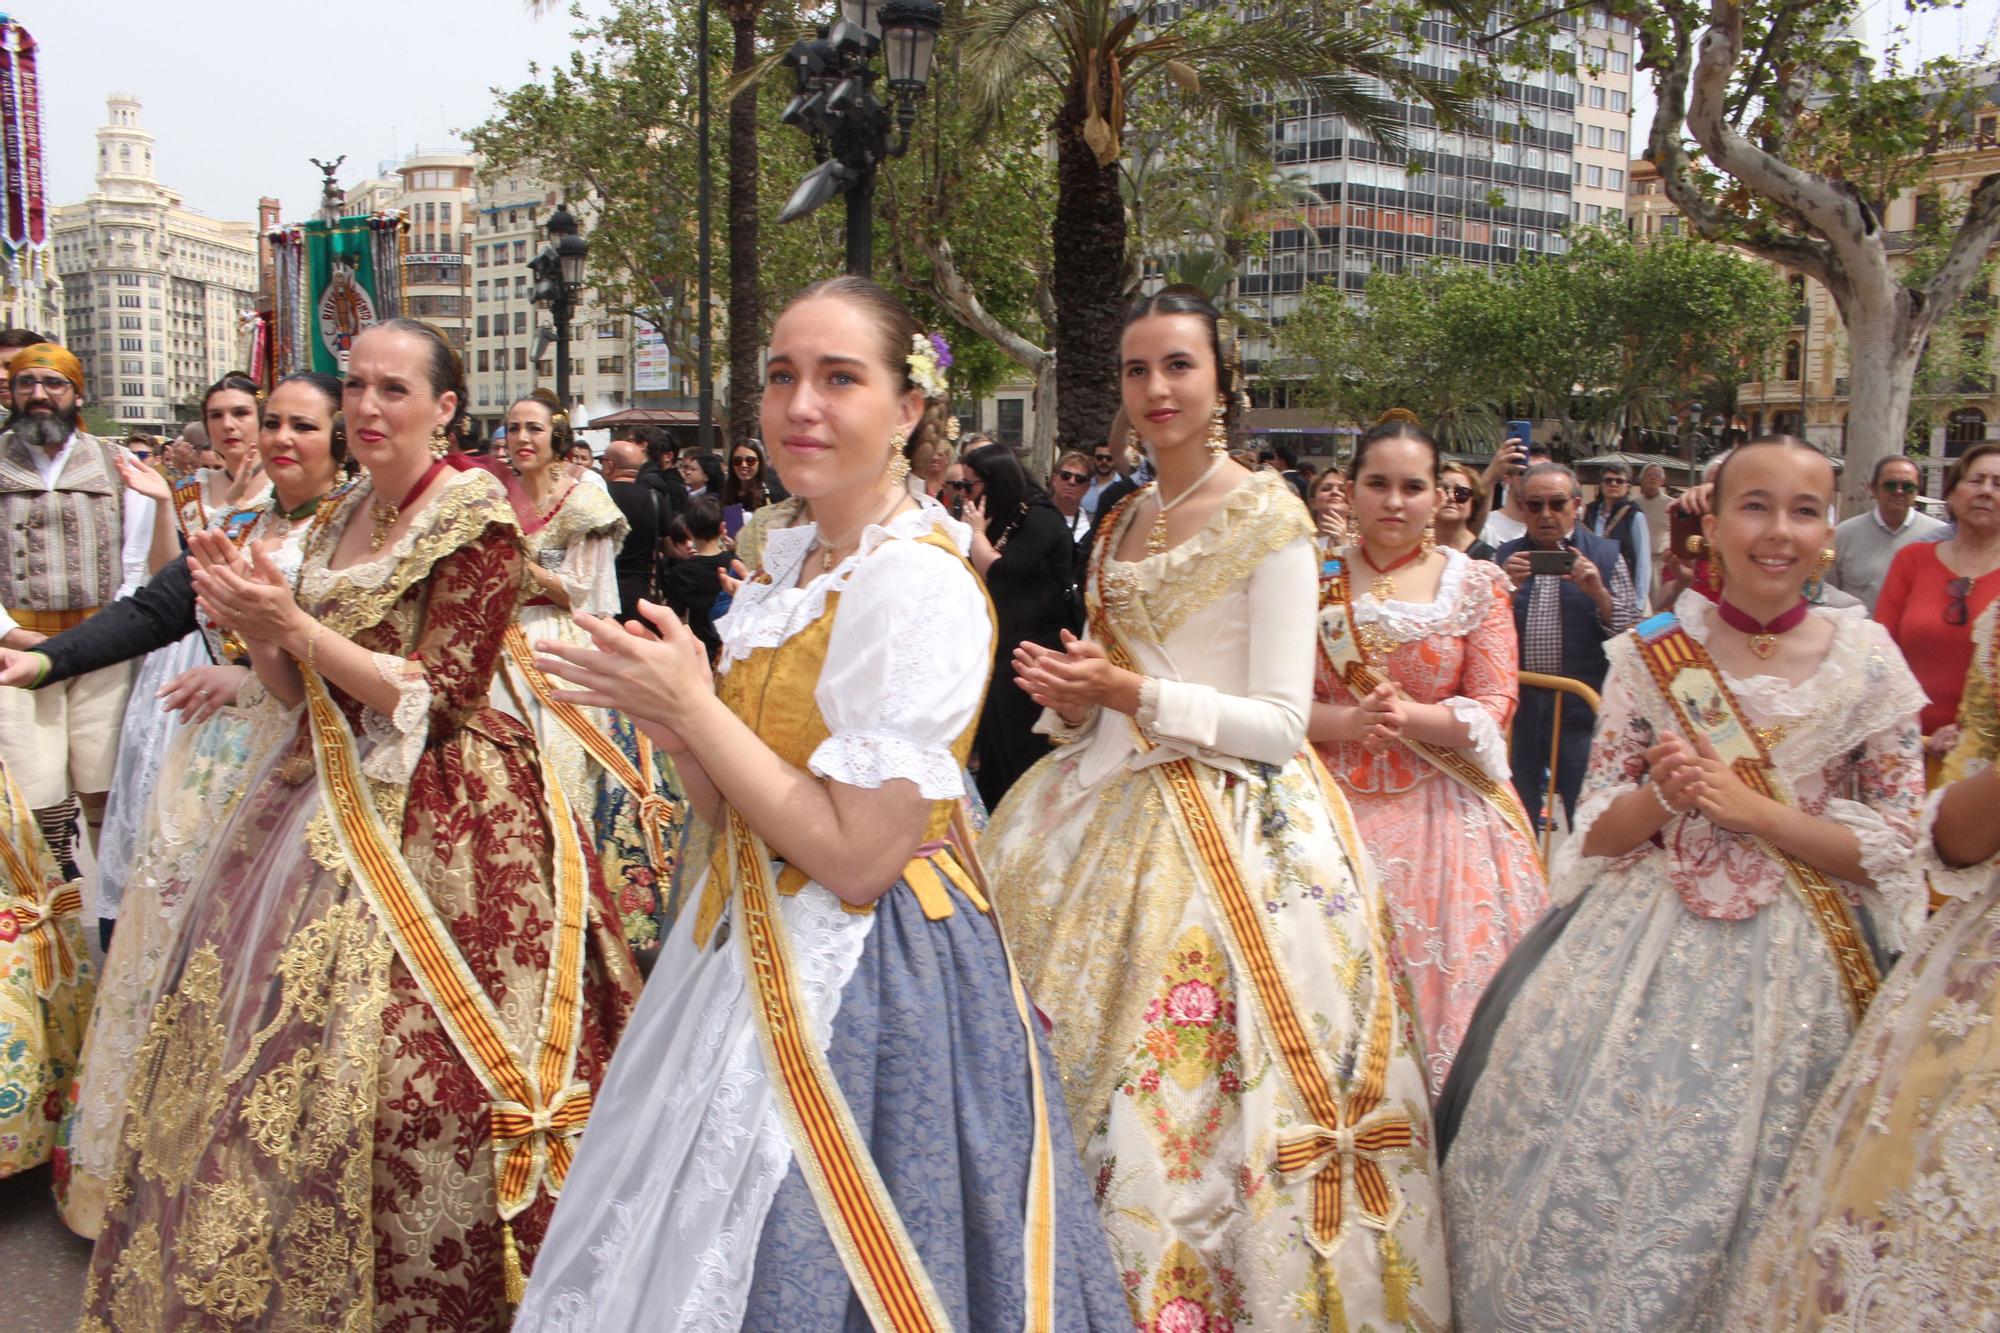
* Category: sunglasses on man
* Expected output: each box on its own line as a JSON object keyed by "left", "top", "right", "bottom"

{"left": 1092, "top": 454, "right": 1112, "bottom": 464}
{"left": 946, "top": 477, "right": 980, "bottom": 493}
{"left": 1877, "top": 480, "right": 1920, "bottom": 496}
{"left": 1523, "top": 495, "right": 1572, "bottom": 514}
{"left": 1056, "top": 469, "right": 1090, "bottom": 484}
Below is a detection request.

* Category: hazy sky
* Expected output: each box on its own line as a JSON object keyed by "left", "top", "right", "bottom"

{"left": 36, "top": 0, "right": 611, "bottom": 223}
{"left": 30, "top": 0, "right": 1999, "bottom": 227}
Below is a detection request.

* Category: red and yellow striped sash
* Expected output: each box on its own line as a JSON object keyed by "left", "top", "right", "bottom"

{"left": 0, "top": 765, "right": 83, "bottom": 997}
{"left": 302, "top": 671, "right": 592, "bottom": 1301}
{"left": 1632, "top": 614, "right": 1880, "bottom": 1021}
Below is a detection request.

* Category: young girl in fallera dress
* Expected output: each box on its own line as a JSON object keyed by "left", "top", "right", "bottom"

{"left": 1441, "top": 437, "right": 1927, "bottom": 1331}
{"left": 980, "top": 287, "right": 1449, "bottom": 1331}
{"left": 516, "top": 278, "right": 1125, "bottom": 1331}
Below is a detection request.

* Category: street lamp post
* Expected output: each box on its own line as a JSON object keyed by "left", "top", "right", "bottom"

{"left": 775, "top": 0, "right": 943, "bottom": 276}
{"left": 531, "top": 202, "right": 590, "bottom": 411}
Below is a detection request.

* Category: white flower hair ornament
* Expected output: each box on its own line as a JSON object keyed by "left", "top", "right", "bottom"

{"left": 908, "top": 332, "right": 952, "bottom": 400}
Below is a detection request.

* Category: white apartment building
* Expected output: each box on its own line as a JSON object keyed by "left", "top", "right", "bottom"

{"left": 1569, "top": 5, "right": 1637, "bottom": 227}
{"left": 466, "top": 174, "right": 634, "bottom": 440}
{"left": 394, "top": 152, "right": 477, "bottom": 359}
{"left": 52, "top": 94, "right": 259, "bottom": 433}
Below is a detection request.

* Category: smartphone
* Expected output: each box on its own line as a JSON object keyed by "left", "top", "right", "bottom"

{"left": 1506, "top": 420, "right": 1534, "bottom": 457}
{"left": 1669, "top": 508, "right": 1704, "bottom": 560}
{"left": 1527, "top": 548, "right": 1577, "bottom": 577}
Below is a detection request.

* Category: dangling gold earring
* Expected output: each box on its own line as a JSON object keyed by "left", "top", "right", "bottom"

{"left": 1815, "top": 547, "right": 1835, "bottom": 578}
{"left": 1125, "top": 426, "right": 1142, "bottom": 457}
{"left": 885, "top": 429, "right": 911, "bottom": 486}
{"left": 430, "top": 424, "right": 450, "bottom": 459}
{"left": 1207, "top": 397, "right": 1229, "bottom": 457}
{"left": 1422, "top": 517, "right": 1437, "bottom": 556}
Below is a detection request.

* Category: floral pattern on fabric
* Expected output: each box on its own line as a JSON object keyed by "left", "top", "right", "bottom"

{"left": 80, "top": 473, "right": 640, "bottom": 1333}
{"left": 1314, "top": 551, "right": 1548, "bottom": 1094}
{"left": 1130, "top": 928, "right": 1243, "bottom": 1184}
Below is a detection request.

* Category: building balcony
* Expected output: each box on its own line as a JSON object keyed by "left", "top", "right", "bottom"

{"left": 1835, "top": 376, "right": 1850, "bottom": 397}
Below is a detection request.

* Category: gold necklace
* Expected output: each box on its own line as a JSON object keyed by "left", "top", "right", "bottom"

{"left": 1147, "top": 455, "right": 1227, "bottom": 555}
{"left": 811, "top": 491, "right": 907, "bottom": 572}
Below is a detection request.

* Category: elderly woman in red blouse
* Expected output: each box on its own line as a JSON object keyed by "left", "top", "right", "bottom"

{"left": 1876, "top": 441, "right": 2000, "bottom": 768}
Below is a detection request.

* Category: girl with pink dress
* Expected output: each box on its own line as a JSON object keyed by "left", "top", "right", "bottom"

{"left": 1308, "top": 416, "right": 1550, "bottom": 1094}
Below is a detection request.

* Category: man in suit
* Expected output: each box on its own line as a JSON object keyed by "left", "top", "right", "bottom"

{"left": 1498, "top": 463, "right": 1641, "bottom": 828}
{"left": 602, "top": 439, "right": 664, "bottom": 623}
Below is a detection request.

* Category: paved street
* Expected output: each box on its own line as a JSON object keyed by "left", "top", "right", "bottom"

{"left": 1, "top": 1164, "right": 92, "bottom": 1326}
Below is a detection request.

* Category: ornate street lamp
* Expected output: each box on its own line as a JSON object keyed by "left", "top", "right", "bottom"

{"left": 776, "top": 0, "right": 943, "bottom": 275}
{"left": 531, "top": 202, "right": 590, "bottom": 410}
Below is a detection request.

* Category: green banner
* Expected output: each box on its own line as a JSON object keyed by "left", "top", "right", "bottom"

{"left": 303, "top": 216, "right": 385, "bottom": 374}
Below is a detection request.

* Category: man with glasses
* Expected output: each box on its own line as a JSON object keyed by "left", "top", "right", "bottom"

{"left": 1828, "top": 454, "right": 1948, "bottom": 612}
{"left": 1081, "top": 438, "right": 1120, "bottom": 517}
{"left": 1583, "top": 462, "right": 1652, "bottom": 608}
{"left": 0, "top": 344, "right": 164, "bottom": 885}
{"left": 1496, "top": 463, "right": 1640, "bottom": 828}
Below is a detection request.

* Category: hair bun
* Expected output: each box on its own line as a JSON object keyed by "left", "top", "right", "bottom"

{"left": 1373, "top": 407, "right": 1422, "bottom": 427}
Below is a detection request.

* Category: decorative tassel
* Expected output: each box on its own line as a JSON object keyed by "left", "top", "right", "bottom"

{"left": 1380, "top": 1233, "right": 1413, "bottom": 1325}
{"left": 501, "top": 1218, "right": 526, "bottom": 1306}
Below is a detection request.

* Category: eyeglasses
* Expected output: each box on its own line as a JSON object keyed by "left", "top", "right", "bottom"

{"left": 1092, "top": 455, "right": 1112, "bottom": 464}
{"left": 1056, "top": 469, "right": 1089, "bottom": 484}
{"left": 12, "top": 375, "right": 72, "bottom": 395}
{"left": 1878, "top": 480, "right": 1920, "bottom": 496}
{"left": 1601, "top": 475, "right": 1629, "bottom": 485}
{"left": 1946, "top": 575, "right": 1974, "bottom": 626}
{"left": 1523, "top": 495, "right": 1573, "bottom": 514}
{"left": 1442, "top": 485, "right": 1475, "bottom": 503}
{"left": 732, "top": 455, "right": 759, "bottom": 467}
{"left": 945, "top": 478, "right": 979, "bottom": 492}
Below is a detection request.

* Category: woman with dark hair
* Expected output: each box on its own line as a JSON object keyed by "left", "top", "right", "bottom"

{"left": 959, "top": 441, "right": 1077, "bottom": 805}
{"left": 720, "top": 438, "right": 784, "bottom": 538}
{"left": 1308, "top": 416, "right": 1545, "bottom": 1095}
{"left": 3, "top": 372, "right": 352, "bottom": 1235}
{"left": 81, "top": 320, "right": 640, "bottom": 1329}
{"left": 497, "top": 391, "right": 680, "bottom": 953}
{"left": 677, "top": 449, "right": 723, "bottom": 501}
{"left": 518, "top": 276, "right": 1125, "bottom": 1329}
{"left": 1875, "top": 440, "right": 2000, "bottom": 771}
{"left": 1436, "top": 460, "right": 1495, "bottom": 562}
{"left": 981, "top": 284, "right": 1449, "bottom": 1328}
{"left": 662, "top": 495, "right": 743, "bottom": 662}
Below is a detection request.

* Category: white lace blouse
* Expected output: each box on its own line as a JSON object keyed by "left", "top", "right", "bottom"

{"left": 716, "top": 501, "right": 991, "bottom": 801}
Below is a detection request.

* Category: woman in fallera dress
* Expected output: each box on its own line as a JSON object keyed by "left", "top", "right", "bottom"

{"left": 79, "top": 321, "right": 640, "bottom": 1332}
{"left": 1309, "top": 415, "right": 1547, "bottom": 1096}
{"left": 515, "top": 277, "right": 1125, "bottom": 1331}
{"left": 1441, "top": 437, "right": 1928, "bottom": 1332}
{"left": 1724, "top": 598, "right": 2000, "bottom": 1329}
{"left": 17, "top": 372, "right": 349, "bottom": 1237}
{"left": 495, "top": 390, "right": 680, "bottom": 951}
{"left": 980, "top": 286, "right": 1450, "bottom": 1331}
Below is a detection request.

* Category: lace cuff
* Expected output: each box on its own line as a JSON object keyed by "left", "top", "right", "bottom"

{"left": 1135, "top": 676, "right": 1162, "bottom": 740}
{"left": 1034, "top": 705, "right": 1097, "bottom": 745}
{"left": 1443, "top": 695, "right": 1511, "bottom": 784}
{"left": 808, "top": 729, "right": 965, "bottom": 800}
{"left": 358, "top": 652, "right": 433, "bottom": 785}
{"left": 1823, "top": 795, "right": 1925, "bottom": 954}
{"left": 1920, "top": 774, "right": 1995, "bottom": 905}
{"left": 1547, "top": 783, "right": 1639, "bottom": 905}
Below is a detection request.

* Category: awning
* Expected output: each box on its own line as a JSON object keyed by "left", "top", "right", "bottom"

{"left": 584, "top": 407, "right": 699, "bottom": 428}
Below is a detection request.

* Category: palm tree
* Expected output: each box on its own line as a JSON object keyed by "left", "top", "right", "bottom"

{"left": 962, "top": 0, "right": 1469, "bottom": 450}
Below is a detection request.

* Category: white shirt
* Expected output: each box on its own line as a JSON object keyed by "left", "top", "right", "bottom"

{"left": 0, "top": 432, "right": 161, "bottom": 640}
{"left": 1481, "top": 509, "right": 1527, "bottom": 547}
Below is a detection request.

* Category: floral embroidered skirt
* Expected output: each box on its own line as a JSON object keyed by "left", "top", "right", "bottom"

{"left": 984, "top": 747, "right": 1450, "bottom": 1331}
{"left": 1725, "top": 872, "right": 2000, "bottom": 1330}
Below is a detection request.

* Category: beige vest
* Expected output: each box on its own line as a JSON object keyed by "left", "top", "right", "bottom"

{"left": 0, "top": 431, "right": 126, "bottom": 612}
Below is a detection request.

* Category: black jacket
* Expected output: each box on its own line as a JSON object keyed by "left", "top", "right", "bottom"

{"left": 36, "top": 556, "right": 205, "bottom": 686}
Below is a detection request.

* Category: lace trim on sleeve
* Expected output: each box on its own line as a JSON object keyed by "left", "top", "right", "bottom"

{"left": 807, "top": 730, "right": 965, "bottom": 800}
{"left": 1442, "top": 694, "right": 1512, "bottom": 784}
{"left": 358, "top": 651, "right": 433, "bottom": 785}
{"left": 1034, "top": 705, "right": 1098, "bottom": 745}
{"left": 1823, "top": 794, "right": 1926, "bottom": 954}
{"left": 1135, "top": 675, "right": 1163, "bottom": 738}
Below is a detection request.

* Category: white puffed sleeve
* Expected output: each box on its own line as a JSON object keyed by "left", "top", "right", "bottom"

{"left": 554, "top": 530, "right": 623, "bottom": 618}
{"left": 809, "top": 539, "right": 993, "bottom": 799}
{"left": 1141, "top": 536, "right": 1314, "bottom": 766}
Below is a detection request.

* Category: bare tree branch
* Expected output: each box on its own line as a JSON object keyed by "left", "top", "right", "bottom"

{"left": 1911, "top": 171, "right": 2000, "bottom": 341}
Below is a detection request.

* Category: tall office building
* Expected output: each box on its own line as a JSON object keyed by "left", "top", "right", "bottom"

{"left": 51, "top": 95, "right": 260, "bottom": 434}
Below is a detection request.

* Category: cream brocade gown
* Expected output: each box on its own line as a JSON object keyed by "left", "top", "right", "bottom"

{"left": 984, "top": 471, "right": 1450, "bottom": 1331}
{"left": 1725, "top": 601, "right": 2000, "bottom": 1330}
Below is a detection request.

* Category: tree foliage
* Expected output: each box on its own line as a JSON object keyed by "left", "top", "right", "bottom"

{"left": 1275, "top": 226, "right": 1792, "bottom": 448}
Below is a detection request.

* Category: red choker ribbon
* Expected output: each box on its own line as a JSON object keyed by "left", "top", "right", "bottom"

{"left": 1715, "top": 597, "right": 1809, "bottom": 659}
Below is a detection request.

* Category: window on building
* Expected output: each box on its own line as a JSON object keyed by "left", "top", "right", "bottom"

{"left": 478, "top": 350, "right": 490, "bottom": 372}
{"left": 440, "top": 203, "right": 452, "bottom": 223}
{"left": 1981, "top": 114, "right": 1998, "bottom": 142}
{"left": 1586, "top": 203, "right": 1603, "bottom": 223}
{"left": 1948, "top": 408, "right": 1988, "bottom": 454}
{"left": 1611, "top": 50, "right": 1629, "bottom": 73}
{"left": 477, "top": 280, "right": 489, "bottom": 302}
{"left": 1609, "top": 129, "right": 1627, "bottom": 152}
{"left": 1661, "top": 215, "right": 1681, "bottom": 235}
{"left": 1915, "top": 194, "right": 1942, "bottom": 228}
{"left": 597, "top": 356, "right": 625, "bottom": 375}
{"left": 476, "top": 315, "right": 489, "bottom": 338}
{"left": 515, "top": 348, "right": 528, "bottom": 371}
{"left": 596, "top": 320, "right": 621, "bottom": 339}
{"left": 1783, "top": 340, "right": 1802, "bottom": 380}
{"left": 476, "top": 245, "right": 488, "bottom": 267}
{"left": 1608, "top": 168, "right": 1625, "bottom": 190}
{"left": 1587, "top": 124, "right": 1605, "bottom": 148}
{"left": 1587, "top": 164, "right": 1604, "bottom": 187}
{"left": 1589, "top": 85, "right": 1607, "bottom": 108}
{"left": 1521, "top": 230, "right": 1541, "bottom": 251}
{"left": 996, "top": 398, "right": 1025, "bottom": 448}
{"left": 1611, "top": 90, "right": 1628, "bottom": 112}
{"left": 513, "top": 239, "right": 528, "bottom": 264}
{"left": 1573, "top": 161, "right": 1584, "bottom": 184}
{"left": 117, "top": 273, "right": 141, "bottom": 286}
{"left": 514, "top": 311, "right": 528, "bottom": 335}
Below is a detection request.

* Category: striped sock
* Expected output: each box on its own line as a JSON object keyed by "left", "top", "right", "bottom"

{"left": 34, "top": 796, "right": 80, "bottom": 881}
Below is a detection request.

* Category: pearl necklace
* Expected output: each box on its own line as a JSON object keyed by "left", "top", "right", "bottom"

{"left": 1147, "top": 455, "right": 1227, "bottom": 555}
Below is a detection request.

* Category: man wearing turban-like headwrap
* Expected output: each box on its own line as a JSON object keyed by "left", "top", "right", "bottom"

{"left": 0, "top": 343, "right": 167, "bottom": 890}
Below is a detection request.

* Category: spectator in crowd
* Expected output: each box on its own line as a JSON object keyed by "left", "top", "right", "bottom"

{"left": 959, "top": 430, "right": 995, "bottom": 452}
{"left": 1080, "top": 437, "right": 1120, "bottom": 515}
{"left": 720, "top": 438, "right": 784, "bottom": 539}
{"left": 1307, "top": 468, "right": 1347, "bottom": 558}
{"left": 959, "top": 442, "right": 1078, "bottom": 806}
{"left": 1048, "top": 448, "right": 1094, "bottom": 541}
{"left": 1436, "top": 460, "right": 1495, "bottom": 562}
{"left": 1257, "top": 441, "right": 1310, "bottom": 499}
{"left": 677, "top": 450, "right": 723, "bottom": 502}
{"left": 1479, "top": 436, "right": 1548, "bottom": 547}
{"left": 1829, "top": 454, "right": 1949, "bottom": 612}
{"left": 1497, "top": 461, "right": 1641, "bottom": 827}
{"left": 0, "top": 327, "right": 45, "bottom": 412}
{"left": 162, "top": 423, "right": 204, "bottom": 482}
{"left": 601, "top": 438, "right": 664, "bottom": 623}
{"left": 564, "top": 440, "right": 609, "bottom": 493}
{"left": 624, "top": 424, "right": 687, "bottom": 518}
{"left": 1583, "top": 461, "right": 1652, "bottom": 607}
{"left": 1636, "top": 462, "right": 1676, "bottom": 594}
{"left": 1876, "top": 442, "right": 2000, "bottom": 763}
{"left": 662, "top": 495, "right": 742, "bottom": 662}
